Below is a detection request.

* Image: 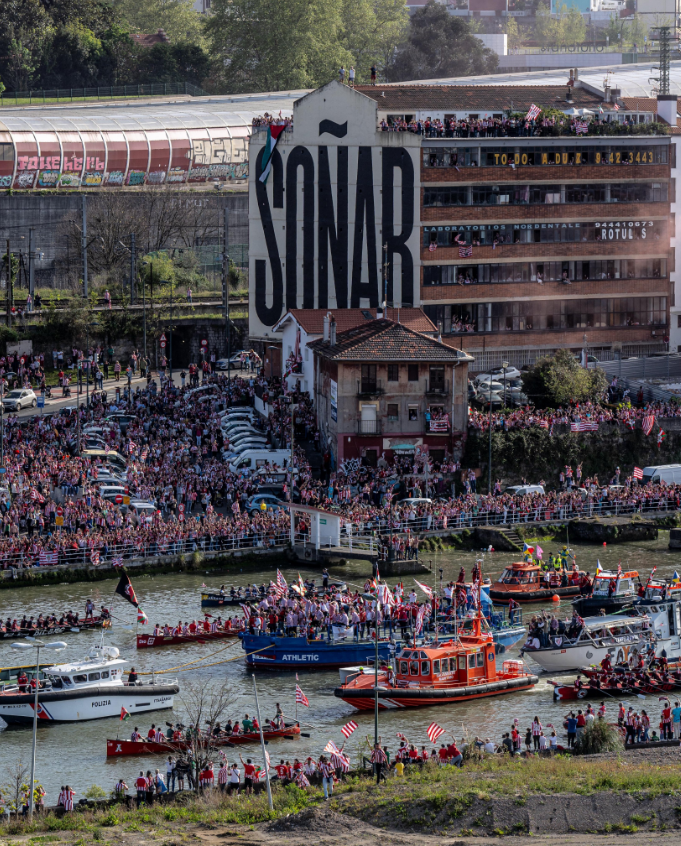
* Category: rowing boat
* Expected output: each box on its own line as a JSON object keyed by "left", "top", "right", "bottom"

{"left": 136, "top": 629, "right": 241, "bottom": 649}
{"left": 0, "top": 617, "right": 109, "bottom": 639}
{"left": 106, "top": 724, "right": 301, "bottom": 756}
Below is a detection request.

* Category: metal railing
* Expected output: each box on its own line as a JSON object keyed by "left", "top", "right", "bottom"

{"left": 357, "top": 379, "right": 384, "bottom": 397}
{"left": 0, "top": 531, "right": 291, "bottom": 577}
{"left": 0, "top": 82, "right": 206, "bottom": 106}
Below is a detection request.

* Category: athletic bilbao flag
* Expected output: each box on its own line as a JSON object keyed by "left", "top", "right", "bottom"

{"left": 427, "top": 722, "right": 445, "bottom": 743}
{"left": 259, "top": 124, "right": 288, "bottom": 184}
{"left": 341, "top": 720, "right": 358, "bottom": 738}
{"left": 295, "top": 684, "right": 309, "bottom": 707}
{"left": 115, "top": 573, "right": 139, "bottom": 607}
{"left": 633, "top": 467, "right": 644, "bottom": 480}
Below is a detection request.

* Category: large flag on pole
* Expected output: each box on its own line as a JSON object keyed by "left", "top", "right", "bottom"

{"left": 259, "top": 125, "right": 287, "bottom": 184}
{"left": 115, "top": 573, "right": 139, "bottom": 607}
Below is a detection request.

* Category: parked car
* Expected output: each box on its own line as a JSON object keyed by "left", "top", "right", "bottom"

{"left": 245, "top": 494, "right": 286, "bottom": 517}
{"left": 503, "top": 484, "right": 545, "bottom": 496}
{"left": 2, "top": 389, "right": 37, "bottom": 411}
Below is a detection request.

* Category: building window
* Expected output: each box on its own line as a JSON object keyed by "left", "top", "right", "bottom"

{"left": 408, "top": 405, "right": 419, "bottom": 421}
{"left": 387, "top": 364, "right": 399, "bottom": 382}
{"left": 408, "top": 364, "right": 419, "bottom": 382}
{"left": 677, "top": 315, "right": 681, "bottom": 329}
{"left": 360, "top": 364, "right": 377, "bottom": 393}
{"left": 387, "top": 403, "right": 399, "bottom": 420}
{"left": 422, "top": 182, "right": 667, "bottom": 208}
{"left": 429, "top": 366, "right": 445, "bottom": 392}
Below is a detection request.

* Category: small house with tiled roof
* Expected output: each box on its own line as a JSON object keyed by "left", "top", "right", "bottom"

{"left": 308, "top": 317, "right": 472, "bottom": 464}
{"left": 272, "top": 307, "right": 437, "bottom": 395}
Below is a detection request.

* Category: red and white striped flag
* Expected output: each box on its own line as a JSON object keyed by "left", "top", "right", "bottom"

{"left": 415, "top": 604, "right": 426, "bottom": 634}
{"left": 427, "top": 722, "right": 445, "bottom": 743}
{"left": 633, "top": 467, "right": 644, "bottom": 480}
{"left": 324, "top": 739, "right": 340, "bottom": 754}
{"left": 276, "top": 569, "right": 287, "bottom": 596}
{"left": 295, "top": 684, "right": 309, "bottom": 707}
{"left": 642, "top": 414, "right": 655, "bottom": 436}
{"left": 414, "top": 579, "right": 433, "bottom": 599}
{"left": 112, "top": 556, "right": 123, "bottom": 567}
{"left": 90, "top": 550, "right": 100, "bottom": 566}
{"left": 331, "top": 750, "right": 351, "bottom": 772}
{"left": 525, "top": 103, "right": 542, "bottom": 121}
{"left": 39, "top": 550, "right": 58, "bottom": 565}
{"left": 396, "top": 732, "right": 408, "bottom": 742}
{"left": 340, "top": 720, "right": 358, "bottom": 738}
{"left": 458, "top": 244, "right": 473, "bottom": 258}
{"left": 240, "top": 603, "right": 251, "bottom": 620}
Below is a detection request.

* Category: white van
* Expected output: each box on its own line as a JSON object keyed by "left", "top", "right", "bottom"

{"left": 641, "top": 464, "right": 681, "bottom": 485}
{"left": 228, "top": 449, "right": 291, "bottom": 474}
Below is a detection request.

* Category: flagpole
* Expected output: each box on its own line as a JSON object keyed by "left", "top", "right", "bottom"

{"left": 252, "top": 675, "right": 273, "bottom": 811}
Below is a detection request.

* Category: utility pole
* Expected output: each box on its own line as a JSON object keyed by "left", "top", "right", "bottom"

{"left": 82, "top": 194, "right": 88, "bottom": 298}
{"left": 382, "top": 242, "right": 389, "bottom": 314}
{"left": 223, "top": 207, "right": 231, "bottom": 383}
{"left": 130, "top": 232, "right": 136, "bottom": 304}
{"left": 6, "top": 239, "right": 12, "bottom": 329}
{"left": 28, "top": 228, "right": 35, "bottom": 302}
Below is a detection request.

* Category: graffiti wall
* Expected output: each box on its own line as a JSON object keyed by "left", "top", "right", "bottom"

{"left": 0, "top": 129, "right": 250, "bottom": 189}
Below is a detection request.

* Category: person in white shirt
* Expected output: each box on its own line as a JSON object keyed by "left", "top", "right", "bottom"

{"left": 484, "top": 738, "right": 496, "bottom": 754}
{"left": 549, "top": 732, "right": 558, "bottom": 753}
{"left": 538, "top": 733, "right": 548, "bottom": 751}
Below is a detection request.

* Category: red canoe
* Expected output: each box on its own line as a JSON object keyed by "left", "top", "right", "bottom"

{"left": 106, "top": 725, "right": 301, "bottom": 756}
{"left": 136, "top": 630, "right": 241, "bottom": 649}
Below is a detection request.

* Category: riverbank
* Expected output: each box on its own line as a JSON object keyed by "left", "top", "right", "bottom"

{"left": 3, "top": 749, "right": 681, "bottom": 843}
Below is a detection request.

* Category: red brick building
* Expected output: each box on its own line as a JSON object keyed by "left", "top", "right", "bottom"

{"left": 309, "top": 318, "right": 472, "bottom": 465}
{"left": 356, "top": 85, "right": 673, "bottom": 371}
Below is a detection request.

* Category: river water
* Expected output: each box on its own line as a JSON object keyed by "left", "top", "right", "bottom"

{"left": 0, "top": 534, "right": 679, "bottom": 800}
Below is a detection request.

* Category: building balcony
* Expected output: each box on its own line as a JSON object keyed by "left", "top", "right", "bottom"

{"left": 425, "top": 379, "right": 449, "bottom": 397}
{"left": 356, "top": 379, "right": 384, "bottom": 397}
{"left": 357, "top": 419, "right": 382, "bottom": 435}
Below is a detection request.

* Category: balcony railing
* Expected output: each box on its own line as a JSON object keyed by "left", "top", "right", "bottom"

{"left": 357, "top": 419, "right": 382, "bottom": 435}
{"left": 425, "top": 379, "right": 449, "bottom": 396}
{"left": 357, "top": 379, "right": 384, "bottom": 397}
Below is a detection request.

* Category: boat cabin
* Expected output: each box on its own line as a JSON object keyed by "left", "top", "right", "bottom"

{"left": 496, "top": 563, "right": 541, "bottom": 586}
{"left": 591, "top": 570, "right": 639, "bottom": 599}
{"left": 566, "top": 615, "right": 651, "bottom": 648}
{"left": 395, "top": 624, "right": 498, "bottom": 687}
{"left": 42, "top": 646, "right": 126, "bottom": 690}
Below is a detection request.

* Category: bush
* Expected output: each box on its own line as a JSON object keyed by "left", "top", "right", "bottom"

{"left": 84, "top": 784, "right": 108, "bottom": 800}
{"left": 573, "top": 720, "right": 623, "bottom": 755}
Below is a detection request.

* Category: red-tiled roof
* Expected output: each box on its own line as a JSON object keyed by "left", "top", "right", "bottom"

{"left": 308, "top": 318, "right": 470, "bottom": 362}
{"left": 130, "top": 29, "right": 170, "bottom": 48}
{"left": 353, "top": 85, "right": 603, "bottom": 112}
{"left": 621, "top": 98, "right": 659, "bottom": 113}
{"left": 275, "top": 307, "right": 436, "bottom": 334}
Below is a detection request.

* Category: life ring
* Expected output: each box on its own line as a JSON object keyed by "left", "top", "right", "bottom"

{"left": 304, "top": 548, "right": 313, "bottom": 560}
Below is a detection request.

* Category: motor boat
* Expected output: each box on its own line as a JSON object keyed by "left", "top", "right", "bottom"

{"left": 0, "top": 645, "right": 178, "bottom": 724}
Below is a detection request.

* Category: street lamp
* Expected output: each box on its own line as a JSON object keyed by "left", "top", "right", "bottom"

{"left": 11, "top": 640, "right": 67, "bottom": 818}
{"left": 85, "top": 320, "right": 100, "bottom": 411}
{"left": 501, "top": 360, "right": 509, "bottom": 409}
{"left": 362, "top": 592, "right": 381, "bottom": 746}
{"left": 487, "top": 380, "right": 494, "bottom": 494}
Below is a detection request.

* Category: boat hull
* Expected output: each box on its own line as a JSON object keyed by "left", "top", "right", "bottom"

{"left": 334, "top": 675, "right": 538, "bottom": 710}
{"left": 0, "top": 619, "right": 107, "bottom": 639}
{"left": 0, "top": 683, "right": 178, "bottom": 724}
{"left": 106, "top": 725, "right": 300, "bottom": 756}
{"left": 522, "top": 637, "right": 657, "bottom": 673}
{"left": 137, "top": 631, "right": 240, "bottom": 649}
{"left": 571, "top": 595, "right": 634, "bottom": 616}
{"left": 492, "top": 627, "right": 526, "bottom": 654}
{"left": 490, "top": 586, "right": 581, "bottom": 604}
{"left": 241, "top": 634, "right": 399, "bottom": 670}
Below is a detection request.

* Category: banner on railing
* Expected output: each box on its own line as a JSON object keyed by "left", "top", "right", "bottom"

{"left": 429, "top": 416, "right": 449, "bottom": 432}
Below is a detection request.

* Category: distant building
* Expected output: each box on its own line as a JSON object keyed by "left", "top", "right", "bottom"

{"left": 308, "top": 317, "right": 472, "bottom": 464}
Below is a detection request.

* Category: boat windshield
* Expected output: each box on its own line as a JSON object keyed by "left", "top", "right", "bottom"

{"left": 500, "top": 568, "right": 536, "bottom": 584}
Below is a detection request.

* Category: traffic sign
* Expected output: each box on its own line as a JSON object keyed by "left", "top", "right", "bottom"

{"left": 178, "top": 503, "right": 185, "bottom": 512}
{"left": 55, "top": 516, "right": 64, "bottom": 527}
{"left": 37, "top": 396, "right": 45, "bottom": 408}
{"left": 114, "top": 494, "right": 123, "bottom": 504}
{"left": 160, "top": 334, "right": 167, "bottom": 342}
{"left": 160, "top": 341, "right": 166, "bottom": 349}
{"left": 56, "top": 506, "right": 63, "bottom": 516}
{"left": 201, "top": 339, "right": 208, "bottom": 347}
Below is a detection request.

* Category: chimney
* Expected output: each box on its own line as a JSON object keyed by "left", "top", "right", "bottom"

{"left": 323, "top": 313, "right": 330, "bottom": 343}
{"left": 329, "top": 317, "right": 337, "bottom": 346}
{"left": 657, "top": 94, "right": 678, "bottom": 127}
{"left": 604, "top": 83, "right": 611, "bottom": 103}
{"left": 611, "top": 88, "right": 621, "bottom": 107}
{"left": 573, "top": 68, "right": 579, "bottom": 83}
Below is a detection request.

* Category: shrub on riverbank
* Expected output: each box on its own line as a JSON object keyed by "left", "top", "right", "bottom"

{"left": 3, "top": 754, "right": 681, "bottom": 839}
{"left": 573, "top": 721, "right": 624, "bottom": 755}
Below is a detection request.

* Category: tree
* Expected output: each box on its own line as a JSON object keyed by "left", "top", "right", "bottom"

{"left": 135, "top": 41, "right": 210, "bottom": 85}
{"left": 521, "top": 349, "right": 608, "bottom": 408}
{"left": 339, "top": 0, "right": 409, "bottom": 85}
{"left": 179, "top": 680, "right": 236, "bottom": 794}
{"left": 385, "top": 2, "right": 497, "bottom": 82}
{"left": 505, "top": 17, "right": 523, "bottom": 50}
{"left": 534, "top": 2, "right": 558, "bottom": 47}
{"left": 206, "top": 0, "right": 352, "bottom": 92}
{"left": 115, "top": 0, "right": 205, "bottom": 46}
{"left": 559, "top": 5, "right": 586, "bottom": 45}
{"left": 0, "top": 759, "right": 29, "bottom": 817}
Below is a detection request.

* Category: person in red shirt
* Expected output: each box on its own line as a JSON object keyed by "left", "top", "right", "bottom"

{"left": 147, "top": 724, "right": 157, "bottom": 740}
{"left": 239, "top": 753, "right": 255, "bottom": 795}
{"left": 203, "top": 617, "right": 211, "bottom": 632}
{"left": 189, "top": 620, "right": 197, "bottom": 634}
{"left": 448, "top": 742, "right": 463, "bottom": 768}
{"left": 135, "top": 771, "right": 147, "bottom": 807}
{"left": 408, "top": 745, "right": 419, "bottom": 763}
{"left": 437, "top": 744, "right": 448, "bottom": 763}
{"left": 274, "top": 760, "right": 288, "bottom": 779}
